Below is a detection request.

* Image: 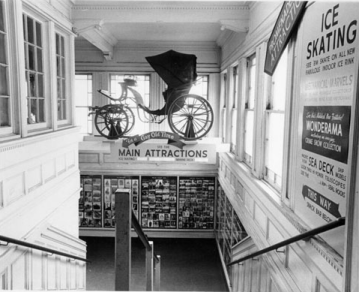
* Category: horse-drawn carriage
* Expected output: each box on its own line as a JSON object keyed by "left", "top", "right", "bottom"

{"left": 90, "top": 50, "right": 214, "bottom": 140}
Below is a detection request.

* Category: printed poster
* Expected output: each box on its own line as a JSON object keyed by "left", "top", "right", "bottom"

{"left": 294, "top": 2, "right": 358, "bottom": 254}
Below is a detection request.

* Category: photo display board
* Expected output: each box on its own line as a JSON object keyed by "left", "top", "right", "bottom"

{"left": 141, "top": 176, "right": 177, "bottom": 229}
{"left": 79, "top": 175, "right": 139, "bottom": 228}
{"left": 79, "top": 176, "right": 102, "bottom": 227}
{"left": 103, "top": 176, "right": 139, "bottom": 228}
{"left": 178, "top": 177, "right": 215, "bottom": 229}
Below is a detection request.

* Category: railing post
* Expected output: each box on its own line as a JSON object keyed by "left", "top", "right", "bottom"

{"left": 115, "top": 189, "right": 131, "bottom": 291}
{"left": 146, "top": 241, "right": 154, "bottom": 291}
{"left": 155, "top": 255, "right": 161, "bottom": 291}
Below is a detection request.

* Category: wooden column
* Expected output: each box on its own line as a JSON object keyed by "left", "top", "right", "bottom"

{"left": 146, "top": 241, "right": 154, "bottom": 291}
{"left": 115, "top": 189, "right": 131, "bottom": 291}
{"left": 154, "top": 255, "right": 161, "bottom": 291}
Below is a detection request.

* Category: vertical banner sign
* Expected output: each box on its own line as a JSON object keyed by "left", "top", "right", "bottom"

{"left": 264, "top": 1, "right": 307, "bottom": 76}
{"left": 294, "top": 2, "right": 358, "bottom": 254}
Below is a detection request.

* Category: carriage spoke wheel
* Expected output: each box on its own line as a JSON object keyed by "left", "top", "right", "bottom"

{"left": 168, "top": 94, "right": 214, "bottom": 140}
{"left": 94, "top": 105, "right": 129, "bottom": 139}
{"left": 122, "top": 106, "right": 135, "bottom": 135}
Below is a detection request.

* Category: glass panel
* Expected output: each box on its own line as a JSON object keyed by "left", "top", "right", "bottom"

{"left": 24, "top": 44, "right": 28, "bottom": 69}
{"left": 265, "top": 112, "right": 285, "bottom": 182}
{"left": 38, "top": 74, "right": 43, "bottom": 97}
{"left": 0, "top": 65, "right": 8, "bottom": 95}
{"left": 271, "top": 51, "right": 287, "bottom": 110}
{"left": 23, "top": 14, "right": 26, "bottom": 40}
{"left": 37, "top": 48, "right": 42, "bottom": 72}
{"left": 62, "top": 100, "right": 66, "bottom": 119}
{"left": 62, "top": 79, "right": 65, "bottom": 98}
{"left": 35, "top": 22, "right": 41, "bottom": 47}
{"left": 0, "top": 2, "right": 4, "bottom": 32}
{"left": 244, "top": 110, "right": 254, "bottom": 160}
{"left": 61, "top": 58, "right": 65, "bottom": 78}
{"left": 0, "top": 33, "right": 6, "bottom": 64}
{"left": 61, "top": 36, "right": 65, "bottom": 57}
{"left": 57, "top": 78, "right": 61, "bottom": 98}
{"left": 56, "top": 56, "right": 60, "bottom": 76}
{"left": 28, "top": 72, "right": 36, "bottom": 97}
{"left": 28, "top": 45, "right": 35, "bottom": 70}
{"left": 0, "top": 97, "right": 10, "bottom": 127}
{"left": 57, "top": 100, "right": 61, "bottom": 119}
{"left": 39, "top": 99, "right": 44, "bottom": 122}
{"left": 27, "top": 17, "right": 34, "bottom": 44}
{"left": 55, "top": 34, "right": 60, "bottom": 54}
{"left": 30, "top": 99, "right": 37, "bottom": 123}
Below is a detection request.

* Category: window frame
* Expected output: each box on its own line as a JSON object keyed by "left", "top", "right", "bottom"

{"left": 75, "top": 73, "right": 93, "bottom": 135}
{"left": 220, "top": 71, "right": 227, "bottom": 142}
{"left": 230, "top": 65, "right": 238, "bottom": 154}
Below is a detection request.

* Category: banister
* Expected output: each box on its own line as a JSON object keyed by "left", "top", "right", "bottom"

{"left": 131, "top": 211, "right": 160, "bottom": 263}
{"left": 227, "top": 217, "right": 345, "bottom": 266}
{"left": 0, "top": 234, "right": 89, "bottom": 263}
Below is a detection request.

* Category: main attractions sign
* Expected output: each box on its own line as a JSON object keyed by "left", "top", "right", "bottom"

{"left": 110, "top": 131, "right": 217, "bottom": 164}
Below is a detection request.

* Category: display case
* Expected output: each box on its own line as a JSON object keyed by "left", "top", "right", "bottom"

{"left": 178, "top": 177, "right": 215, "bottom": 229}
{"left": 232, "top": 209, "right": 248, "bottom": 246}
{"left": 79, "top": 175, "right": 102, "bottom": 227}
{"left": 140, "top": 176, "right": 177, "bottom": 229}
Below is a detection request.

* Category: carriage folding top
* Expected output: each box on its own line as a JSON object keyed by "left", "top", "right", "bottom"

{"left": 143, "top": 50, "right": 198, "bottom": 116}
{"left": 146, "top": 50, "right": 198, "bottom": 89}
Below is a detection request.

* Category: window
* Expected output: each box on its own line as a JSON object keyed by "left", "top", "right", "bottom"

{"left": 75, "top": 74, "right": 92, "bottom": 135}
{"left": 56, "top": 33, "right": 66, "bottom": 121}
{"left": 0, "top": 0, "right": 10, "bottom": 131}
{"left": 190, "top": 75, "right": 209, "bottom": 99}
{"left": 110, "top": 74, "right": 150, "bottom": 135}
{"left": 230, "top": 66, "right": 238, "bottom": 154}
{"left": 23, "top": 13, "right": 44, "bottom": 125}
{"left": 243, "top": 55, "right": 256, "bottom": 166}
{"left": 221, "top": 72, "right": 227, "bottom": 142}
{"left": 264, "top": 48, "right": 288, "bottom": 190}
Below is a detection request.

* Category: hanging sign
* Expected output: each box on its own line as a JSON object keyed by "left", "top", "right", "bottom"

{"left": 111, "top": 140, "right": 217, "bottom": 164}
{"left": 264, "top": 1, "right": 307, "bottom": 76}
{"left": 293, "top": 2, "right": 358, "bottom": 253}
{"left": 122, "top": 131, "right": 185, "bottom": 149}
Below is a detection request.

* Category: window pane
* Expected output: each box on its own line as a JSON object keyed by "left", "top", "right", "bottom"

{"left": 39, "top": 99, "right": 44, "bottom": 122}
{"left": 37, "top": 48, "right": 42, "bottom": 72}
{"left": 265, "top": 112, "right": 284, "bottom": 188}
{"left": 0, "top": 2, "right": 4, "bottom": 32}
{"left": 190, "top": 75, "right": 208, "bottom": 98}
{"left": 271, "top": 51, "right": 287, "bottom": 110}
{"left": 38, "top": 74, "right": 43, "bottom": 97}
{"left": 0, "top": 33, "right": 6, "bottom": 64}
{"left": 0, "top": 97, "right": 9, "bottom": 127}
{"left": 55, "top": 34, "right": 60, "bottom": 54}
{"left": 61, "top": 36, "right": 65, "bottom": 57}
{"left": 36, "top": 22, "right": 41, "bottom": 47}
{"left": 28, "top": 45, "right": 35, "bottom": 70}
{"left": 244, "top": 110, "right": 254, "bottom": 163}
{"left": 0, "top": 65, "right": 8, "bottom": 95}
{"left": 30, "top": 99, "right": 37, "bottom": 123}
{"left": 27, "top": 17, "right": 34, "bottom": 44}
{"left": 75, "top": 74, "right": 93, "bottom": 134}
{"left": 28, "top": 72, "right": 36, "bottom": 97}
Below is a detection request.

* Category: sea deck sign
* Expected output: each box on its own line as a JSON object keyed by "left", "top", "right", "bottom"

{"left": 294, "top": 2, "right": 358, "bottom": 246}
{"left": 264, "top": 1, "right": 307, "bottom": 75}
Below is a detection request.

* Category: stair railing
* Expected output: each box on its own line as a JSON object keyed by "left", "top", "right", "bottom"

{"left": 227, "top": 217, "right": 345, "bottom": 266}
{"left": 0, "top": 234, "right": 89, "bottom": 262}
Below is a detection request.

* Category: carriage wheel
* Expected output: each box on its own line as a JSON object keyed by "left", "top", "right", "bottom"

{"left": 94, "top": 105, "right": 129, "bottom": 139}
{"left": 122, "top": 106, "right": 135, "bottom": 135}
{"left": 168, "top": 94, "right": 214, "bottom": 140}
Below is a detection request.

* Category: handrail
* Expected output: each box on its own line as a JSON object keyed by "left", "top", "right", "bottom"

{"left": 0, "top": 234, "right": 89, "bottom": 263}
{"left": 131, "top": 211, "right": 160, "bottom": 263}
{"left": 227, "top": 217, "right": 345, "bottom": 266}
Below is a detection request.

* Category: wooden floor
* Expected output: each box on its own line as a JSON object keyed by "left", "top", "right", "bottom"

{"left": 82, "top": 236, "right": 229, "bottom": 291}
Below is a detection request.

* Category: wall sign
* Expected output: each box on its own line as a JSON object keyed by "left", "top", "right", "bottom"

{"left": 294, "top": 3, "right": 358, "bottom": 254}
{"left": 111, "top": 139, "right": 217, "bottom": 164}
{"left": 264, "top": 1, "right": 307, "bottom": 75}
